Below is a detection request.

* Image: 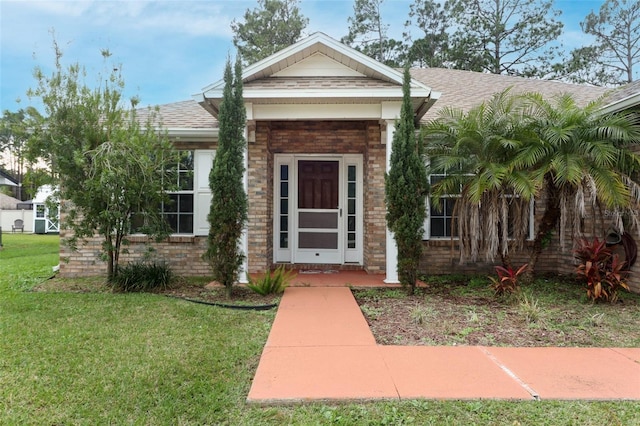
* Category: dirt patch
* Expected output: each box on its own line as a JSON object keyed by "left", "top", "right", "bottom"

{"left": 353, "top": 278, "right": 640, "bottom": 347}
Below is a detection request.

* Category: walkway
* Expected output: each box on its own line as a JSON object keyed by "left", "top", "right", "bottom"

{"left": 248, "top": 286, "right": 640, "bottom": 403}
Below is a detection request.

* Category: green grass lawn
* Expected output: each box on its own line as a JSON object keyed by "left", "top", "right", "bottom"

{"left": 1, "top": 233, "right": 639, "bottom": 425}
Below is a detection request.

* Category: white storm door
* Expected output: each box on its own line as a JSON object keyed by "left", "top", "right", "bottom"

{"left": 293, "top": 159, "right": 343, "bottom": 264}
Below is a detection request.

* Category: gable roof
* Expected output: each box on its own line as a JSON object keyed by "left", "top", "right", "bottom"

{"left": 194, "top": 32, "right": 438, "bottom": 119}
{"left": 146, "top": 34, "right": 612, "bottom": 133}
{"left": 153, "top": 68, "right": 608, "bottom": 131}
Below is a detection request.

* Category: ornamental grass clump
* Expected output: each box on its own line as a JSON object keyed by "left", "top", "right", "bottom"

{"left": 246, "top": 266, "right": 293, "bottom": 295}
{"left": 111, "top": 261, "right": 173, "bottom": 292}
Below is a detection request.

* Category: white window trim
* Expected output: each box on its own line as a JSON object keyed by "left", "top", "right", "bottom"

{"left": 424, "top": 174, "right": 534, "bottom": 241}
{"left": 273, "top": 153, "right": 363, "bottom": 265}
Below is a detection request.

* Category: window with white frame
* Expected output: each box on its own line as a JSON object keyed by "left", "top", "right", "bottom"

{"left": 162, "top": 150, "right": 194, "bottom": 234}
{"left": 131, "top": 149, "right": 214, "bottom": 236}
{"left": 427, "top": 172, "right": 461, "bottom": 238}
{"left": 426, "top": 172, "right": 534, "bottom": 240}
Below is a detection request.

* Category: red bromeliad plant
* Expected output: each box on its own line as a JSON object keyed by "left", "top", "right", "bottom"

{"left": 489, "top": 263, "right": 528, "bottom": 297}
{"left": 574, "top": 238, "right": 630, "bottom": 303}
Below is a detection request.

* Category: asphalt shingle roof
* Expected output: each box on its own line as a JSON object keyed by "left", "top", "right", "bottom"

{"left": 411, "top": 68, "right": 609, "bottom": 121}
{"left": 602, "top": 79, "right": 640, "bottom": 105}
{"left": 143, "top": 68, "right": 614, "bottom": 130}
{"left": 0, "top": 193, "right": 21, "bottom": 209}
{"left": 135, "top": 100, "right": 216, "bottom": 129}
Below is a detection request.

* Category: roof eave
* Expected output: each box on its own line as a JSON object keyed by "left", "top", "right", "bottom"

{"left": 165, "top": 127, "right": 219, "bottom": 141}
{"left": 600, "top": 92, "right": 640, "bottom": 114}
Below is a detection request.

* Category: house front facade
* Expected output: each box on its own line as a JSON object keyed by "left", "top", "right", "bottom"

{"left": 60, "top": 33, "right": 639, "bottom": 292}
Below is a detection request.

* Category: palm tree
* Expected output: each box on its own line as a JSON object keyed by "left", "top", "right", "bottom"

{"left": 424, "top": 90, "right": 538, "bottom": 267}
{"left": 425, "top": 90, "right": 640, "bottom": 281}
{"left": 518, "top": 93, "right": 640, "bottom": 278}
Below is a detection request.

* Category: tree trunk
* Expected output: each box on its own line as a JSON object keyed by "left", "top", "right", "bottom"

{"left": 225, "top": 282, "right": 233, "bottom": 299}
{"left": 524, "top": 179, "right": 561, "bottom": 283}
{"left": 107, "top": 249, "right": 114, "bottom": 282}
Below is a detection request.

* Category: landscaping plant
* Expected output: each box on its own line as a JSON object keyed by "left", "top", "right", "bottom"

{"left": 385, "top": 66, "right": 428, "bottom": 294}
{"left": 488, "top": 263, "right": 528, "bottom": 297}
{"left": 28, "top": 41, "right": 178, "bottom": 281}
{"left": 204, "top": 56, "right": 248, "bottom": 298}
{"left": 574, "top": 237, "right": 630, "bottom": 303}
{"left": 111, "top": 261, "right": 173, "bottom": 292}
{"left": 246, "top": 266, "right": 293, "bottom": 295}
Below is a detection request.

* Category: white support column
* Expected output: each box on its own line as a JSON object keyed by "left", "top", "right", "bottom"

{"left": 384, "top": 120, "right": 399, "bottom": 284}
{"left": 238, "top": 123, "right": 250, "bottom": 283}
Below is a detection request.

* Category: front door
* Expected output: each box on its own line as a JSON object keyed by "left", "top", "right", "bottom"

{"left": 294, "top": 160, "right": 342, "bottom": 263}
{"left": 274, "top": 154, "right": 363, "bottom": 266}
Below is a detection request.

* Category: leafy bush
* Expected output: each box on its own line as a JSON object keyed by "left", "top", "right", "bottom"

{"left": 488, "top": 264, "right": 528, "bottom": 297}
{"left": 574, "top": 238, "right": 629, "bottom": 303}
{"left": 111, "top": 261, "right": 173, "bottom": 292}
{"left": 246, "top": 266, "right": 293, "bottom": 295}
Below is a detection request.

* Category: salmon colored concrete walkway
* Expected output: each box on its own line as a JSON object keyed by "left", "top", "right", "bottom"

{"left": 248, "top": 286, "right": 640, "bottom": 403}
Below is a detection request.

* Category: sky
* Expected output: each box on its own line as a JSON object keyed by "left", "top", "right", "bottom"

{"left": 0, "top": 0, "right": 607, "bottom": 113}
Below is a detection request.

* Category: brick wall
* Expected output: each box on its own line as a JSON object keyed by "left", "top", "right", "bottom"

{"left": 58, "top": 122, "right": 640, "bottom": 294}
{"left": 253, "top": 120, "right": 387, "bottom": 274}
{"left": 363, "top": 122, "right": 386, "bottom": 273}
{"left": 59, "top": 227, "right": 211, "bottom": 277}
{"left": 418, "top": 182, "right": 640, "bottom": 295}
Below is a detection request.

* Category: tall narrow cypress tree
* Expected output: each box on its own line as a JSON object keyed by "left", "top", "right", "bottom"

{"left": 385, "top": 66, "right": 427, "bottom": 294}
{"left": 204, "top": 57, "right": 248, "bottom": 298}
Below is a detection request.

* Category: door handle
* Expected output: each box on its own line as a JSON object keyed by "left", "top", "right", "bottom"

{"left": 340, "top": 208, "right": 342, "bottom": 217}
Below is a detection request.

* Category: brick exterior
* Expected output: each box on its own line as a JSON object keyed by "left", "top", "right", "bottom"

{"left": 251, "top": 120, "right": 387, "bottom": 275}
{"left": 59, "top": 121, "right": 389, "bottom": 278}
{"left": 418, "top": 184, "right": 640, "bottom": 294}
{"left": 58, "top": 122, "right": 640, "bottom": 295}
{"left": 59, "top": 233, "right": 210, "bottom": 277}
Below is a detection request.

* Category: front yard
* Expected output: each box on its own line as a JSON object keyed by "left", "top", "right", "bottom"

{"left": 354, "top": 276, "right": 640, "bottom": 347}
{"left": 1, "top": 233, "right": 639, "bottom": 425}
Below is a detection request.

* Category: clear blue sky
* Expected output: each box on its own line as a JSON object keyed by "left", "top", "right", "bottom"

{"left": 1, "top": 0, "right": 605, "bottom": 113}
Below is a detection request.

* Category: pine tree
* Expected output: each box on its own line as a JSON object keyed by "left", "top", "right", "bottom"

{"left": 231, "top": 0, "right": 308, "bottom": 66}
{"left": 385, "top": 67, "right": 427, "bottom": 295}
{"left": 204, "top": 57, "right": 248, "bottom": 298}
{"left": 342, "top": 0, "right": 404, "bottom": 66}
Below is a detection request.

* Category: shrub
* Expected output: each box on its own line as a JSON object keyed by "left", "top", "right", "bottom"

{"left": 246, "top": 266, "right": 293, "bottom": 296}
{"left": 111, "top": 261, "right": 173, "bottom": 292}
{"left": 574, "top": 238, "right": 630, "bottom": 303}
{"left": 488, "top": 263, "right": 528, "bottom": 298}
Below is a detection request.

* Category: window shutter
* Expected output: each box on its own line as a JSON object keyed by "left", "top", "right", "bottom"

{"left": 193, "top": 150, "right": 215, "bottom": 236}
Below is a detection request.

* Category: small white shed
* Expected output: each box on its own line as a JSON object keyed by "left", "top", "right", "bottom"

{"left": 33, "top": 185, "right": 59, "bottom": 234}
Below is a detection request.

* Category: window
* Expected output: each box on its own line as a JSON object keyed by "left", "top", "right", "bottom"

{"left": 346, "top": 164, "right": 357, "bottom": 249}
{"left": 427, "top": 173, "right": 460, "bottom": 238}
{"left": 279, "top": 164, "right": 289, "bottom": 249}
{"left": 162, "top": 151, "right": 194, "bottom": 234}
{"left": 426, "top": 172, "right": 534, "bottom": 240}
